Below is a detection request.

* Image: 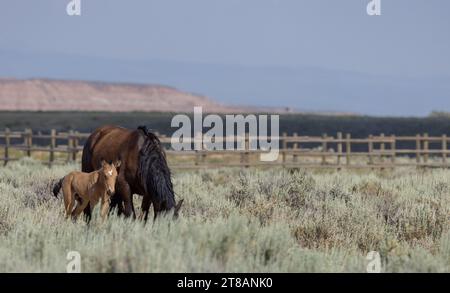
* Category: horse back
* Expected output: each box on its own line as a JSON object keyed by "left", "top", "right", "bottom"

{"left": 82, "top": 126, "right": 132, "bottom": 170}
{"left": 81, "top": 126, "right": 142, "bottom": 190}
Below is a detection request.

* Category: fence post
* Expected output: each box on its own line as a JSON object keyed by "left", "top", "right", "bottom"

{"left": 380, "top": 133, "right": 385, "bottom": 166}
{"left": 416, "top": 134, "right": 421, "bottom": 165}
{"left": 337, "top": 132, "right": 343, "bottom": 168}
{"left": 72, "top": 131, "right": 80, "bottom": 162}
{"left": 321, "top": 133, "right": 327, "bottom": 165}
{"left": 282, "top": 132, "right": 287, "bottom": 166}
{"left": 201, "top": 145, "right": 207, "bottom": 166}
{"left": 368, "top": 134, "right": 374, "bottom": 166}
{"left": 194, "top": 131, "right": 202, "bottom": 167}
{"left": 239, "top": 133, "right": 245, "bottom": 167}
{"left": 442, "top": 134, "right": 448, "bottom": 165}
{"left": 4, "top": 128, "right": 10, "bottom": 166}
{"left": 67, "top": 130, "right": 74, "bottom": 162}
{"left": 245, "top": 132, "right": 250, "bottom": 168}
{"left": 391, "top": 135, "right": 396, "bottom": 165}
{"left": 25, "top": 128, "right": 32, "bottom": 157}
{"left": 292, "top": 132, "right": 298, "bottom": 164}
{"left": 423, "top": 133, "right": 429, "bottom": 164}
{"left": 194, "top": 150, "right": 199, "bottom": 167}
{"left": 49, "top": 129, "right": 56, "bottom": 167}
{"left": 346, "top": 133, "right": 351, "bottom": 166}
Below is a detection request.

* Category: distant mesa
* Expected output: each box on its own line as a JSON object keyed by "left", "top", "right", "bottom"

{"left": 0, "top": 78, "right": 228, "bottom": 113}
{"left": 0, "top": 78, "right": 294, "bottom": 114}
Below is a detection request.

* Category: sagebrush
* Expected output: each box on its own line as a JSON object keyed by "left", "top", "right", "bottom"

{"left": 0, "top": 158, "right": 449, "bottom": 272}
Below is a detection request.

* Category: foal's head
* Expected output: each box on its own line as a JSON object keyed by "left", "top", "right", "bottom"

{"left": 99, "top": 160, "right": 121, "bottom": 196}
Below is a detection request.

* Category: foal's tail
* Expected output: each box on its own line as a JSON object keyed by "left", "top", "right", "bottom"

{"left": 52, "top": 177, "right": 64, "bottom": 197}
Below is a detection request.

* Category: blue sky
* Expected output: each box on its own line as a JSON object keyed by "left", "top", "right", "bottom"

{"left": 1, "top": 0, "right": 450, "bottom": 115}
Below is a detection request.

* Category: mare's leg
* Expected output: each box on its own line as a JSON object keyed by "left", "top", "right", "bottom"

{"left": 152, "top": 201, "right": 161, "bottom": 220}
{"left": 109, "top": 193, "right": 124, "bottom": 216}
{"left": 82, "top": 203, "right": 92, "bottom": 223}
{"left": 117, "top": 177, "right": 135, "bottom": 219}
{"left": 140, "top": 194, "right": 152, "bottom": 222}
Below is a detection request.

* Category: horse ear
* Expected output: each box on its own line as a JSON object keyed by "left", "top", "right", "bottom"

{"left": 101, "top": 160, "right": 106, "bottom": 167}
{"left": 115, "top": 160, "right": 122, "bottom": 168}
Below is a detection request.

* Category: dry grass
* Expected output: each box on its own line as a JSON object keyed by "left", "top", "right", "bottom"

{"left": 0, "top": 158, "right": 449, "bottom": 272}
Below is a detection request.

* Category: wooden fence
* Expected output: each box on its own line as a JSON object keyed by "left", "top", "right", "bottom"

{"left": 1, "top": 129, "right": 450, "bottom": 169}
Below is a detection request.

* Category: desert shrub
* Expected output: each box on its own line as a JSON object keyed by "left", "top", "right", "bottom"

{"left": 0, "top": 159, "right": 449, "bottom": 272}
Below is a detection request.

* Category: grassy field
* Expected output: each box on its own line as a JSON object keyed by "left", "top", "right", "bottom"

{"left": 0, "top": 158, "right": 449, "bottom": 272}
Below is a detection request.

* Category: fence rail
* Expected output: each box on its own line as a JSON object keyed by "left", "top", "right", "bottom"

{"left": 1, "top": 129, "right": 450, "bottom": 169}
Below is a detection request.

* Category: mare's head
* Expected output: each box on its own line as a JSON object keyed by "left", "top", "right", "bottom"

{"left": 99, "top": 160, "right": 121, "bottom": 196}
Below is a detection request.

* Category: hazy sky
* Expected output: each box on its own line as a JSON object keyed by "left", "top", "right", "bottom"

{"left": 1, "top": 0, "right": 450, "bottom": 115}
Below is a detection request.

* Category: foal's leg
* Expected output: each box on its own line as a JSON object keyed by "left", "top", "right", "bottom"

{"left": 100, "top": 195, "right": 111, "bottom": 222}
{"left": 62, "top": 178, "right": 74, "bottom": 219}
{"left": 90, "top": 196, "right": 99, "bottom": 210}
{"left": 65, "top": 196, "right": 75, "bottom": 220}
{"left": 71, "top": 198, "right": 90, "bottom": 221}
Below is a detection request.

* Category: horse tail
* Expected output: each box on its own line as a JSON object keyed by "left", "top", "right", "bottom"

{"left": 53, "top": 177, "right": 64, "bottom": 197}
{"left": 138, "top": 126, "right": 176, "bottom": 211}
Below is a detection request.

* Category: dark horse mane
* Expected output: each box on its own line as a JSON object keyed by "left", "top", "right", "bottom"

{"left": 137, "top": 126, "right": 176, "bottom": 210}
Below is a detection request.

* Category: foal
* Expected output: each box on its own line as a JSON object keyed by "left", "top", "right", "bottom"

{"left": 61, "top": 160, "right": 121, "bottom": 221}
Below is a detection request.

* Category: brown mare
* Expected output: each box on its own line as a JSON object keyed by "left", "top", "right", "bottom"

{"left": 80, "top": 125, "right": 183, "bottom": 221}
{"left": 54, "top": 160, "right": 121, "bottom": 221}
